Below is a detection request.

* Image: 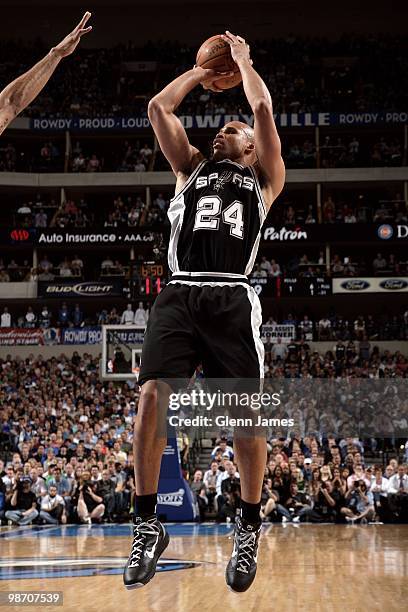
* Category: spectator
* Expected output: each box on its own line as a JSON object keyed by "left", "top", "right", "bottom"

{"left": 373, "top": 253, "right": 387, "bottom": 274}
{"left": 284, "top": 482, "right": 312, "bottom": 522}
{"left": 341, "top": 480, "right": 375, "bottom": 523}
{"left": 1, "top": 307, "right": 11, "bottom": 327}
{"left": 40, "top": 485, "right": 66, "bottom": 525}
{"left": 121, "top": 304, "right": 135, "bottom": 325}
{"left": 25, "top": 306, "right": 36, "bottom": 328}
{"left": 101, "top": 256, "right": 114, "bottom": 272}
{"left": 58, "top": 303, "right": 70, "bottom": 327}
{"left": 97, "top": 469, "right": 116, "bottom": 521}
{"left": 72, "top": 304, "right": 84, "bottom": 327}
{"left": 260, "top": 256, "right": 272, "bottom": 275}
{"left": 39, "top": 255, "right": 53, "bottom": 272}
{"left": 71, "top": 255, "right": 84, "bottom": 274}
{"left": 211, "top": 438, "right": 234, "bottom": 461}
{"left": 154, "top": 193, "right": 167, "bottom": 212}
{"left": 87, "top": 154, "right": 101, "bottom": 172}
{"left": 271, "top": 337, "right": 288, "bottom": 362}
{"left": 59, "top": 258, "right": 73, "bottom": 278}
{"left": 134, "top": 302, "right": 148, "bottom": 326}
{"left": 318, "top": 316, "right": 332, "bottom": 340}
{"left": 387, "top": 464, "right": 408, "bottom": 521}
{"left": 34, "top": 209, "right": 48, "bottom": 228}
{"left": 38, "top": 306, "right": 51, "bottom": 328}
{"left": 5, "top": 477, "right": 39, "bottom": 525}
{"left": 73, "top": 472, "right": 105, "bottom": 524}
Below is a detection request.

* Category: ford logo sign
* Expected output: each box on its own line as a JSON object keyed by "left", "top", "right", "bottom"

{"left": 377, "top": 224, "right": 393, "bottom": 240}
{"left": 341, "top": 280, "right": 370, "bottom": 291}
{"left": 379, "top": 279, "right": 408, "bottom": 290}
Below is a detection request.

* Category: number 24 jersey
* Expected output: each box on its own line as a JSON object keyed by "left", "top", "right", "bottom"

{"left": 167, "top": 158, "right": 268, "bottom": 275}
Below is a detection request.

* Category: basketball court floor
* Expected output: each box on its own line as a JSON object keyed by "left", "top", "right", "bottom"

{"left": 0, "top": 523, "right": 407, "bottom": 612}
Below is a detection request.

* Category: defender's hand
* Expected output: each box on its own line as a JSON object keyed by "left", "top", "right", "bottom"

{"left": 222, "top": 31, "right": 251, "bottom": 66}
{"left": 52, "top": 11, "right": 92, "bottom": 58}
{"left": 192, "top": 65, "right": 233, "bottom": 93}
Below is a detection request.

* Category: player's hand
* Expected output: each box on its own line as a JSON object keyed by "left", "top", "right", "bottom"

{"left": 222, "top": 31, "right": 252, "bottom": 66}
{"left": 193, "top": 65, "right": 233, "bottom": 93}
{"left": 52, "top": 11, "right": 92, "bottom": 58}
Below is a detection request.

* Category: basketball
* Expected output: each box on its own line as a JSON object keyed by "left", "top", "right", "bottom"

{"left": 196, "top": 35, "right": 242, "bottom": 90}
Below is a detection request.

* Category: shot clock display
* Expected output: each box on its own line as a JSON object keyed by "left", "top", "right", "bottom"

{"left": 139, "top": 261, "right": 165, "bottom": 296}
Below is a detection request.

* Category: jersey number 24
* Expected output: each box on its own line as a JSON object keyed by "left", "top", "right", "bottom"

{"left": 193, "top": 195, "right": 244, "bottom": 239}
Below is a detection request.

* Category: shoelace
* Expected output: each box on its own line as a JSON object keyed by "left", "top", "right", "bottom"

{"left": 128, "top": 520, "right": 160, "bottom": 568}
{"left": 236, "top": 530, "right": 258, "bottom": 574}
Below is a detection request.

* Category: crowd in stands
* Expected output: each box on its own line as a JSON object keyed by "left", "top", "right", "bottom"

{"left": 191, "top": 437, "right": 408, "bottom": 524}
{"left": 285, "top": 135, "right": 405, "bottom": 169}
{"left": 2, "top": 133, "right": 405, "bottom": 174}
{"left": 252, "top": 250, "right": 408, "bottom": 278}
{"left": 3, "top": 188, "right": 408, "bottom": 229}
{"left": 8, "top": 191, "right": 170, "bottom": 230}
{"left": 0, "top": 298, "right": 407, "bottom": 341}
{"left": 271, "top": 193, "right": 408, "bottom": 226}
{"left": 0, "top": 302, "right": 149, "bottom": 329}
{"left": 0, "top": 353, "right": 407, "bottom": 526}
{"left": 1, "top": 35, "right": 407, "bottom": 120}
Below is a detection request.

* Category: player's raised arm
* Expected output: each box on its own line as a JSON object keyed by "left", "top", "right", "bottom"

{"left": 222, "top": 31, "right": 285, "bottom": 203}
{"left": 148, "top": 67, "right": 232, "bottom": 177}
{"left": 0, "top": 12, "right": 92, "bottom": 136}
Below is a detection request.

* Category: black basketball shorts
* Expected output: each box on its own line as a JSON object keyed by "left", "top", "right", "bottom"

{"left": 138, "top": 273, "right": 264, "bottom": 385}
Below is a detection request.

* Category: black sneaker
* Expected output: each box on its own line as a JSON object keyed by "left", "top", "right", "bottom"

{"left": 225, "top": 516, "right": 261, "bottom": 592}
{"left": 123, "top": 515, "right": 169, "bottom": 589}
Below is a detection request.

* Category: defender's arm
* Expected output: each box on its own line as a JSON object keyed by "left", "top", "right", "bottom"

{"left": 0, "top": 12, "right": 92, "bottom": 136}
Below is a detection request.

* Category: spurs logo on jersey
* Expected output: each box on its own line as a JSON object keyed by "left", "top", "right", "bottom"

{"left": 167, "top": 159, "right": 268, "bottom": 275}
{"left": 213, "top": 170, "right": 233, "bottom": 193}
{"left": 196, "top": 170, "right": 255, "bottom": 192}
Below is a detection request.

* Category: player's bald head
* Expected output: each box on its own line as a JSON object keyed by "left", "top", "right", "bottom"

{"left": 223, "top": 121, "right": 254, "bottom": 144}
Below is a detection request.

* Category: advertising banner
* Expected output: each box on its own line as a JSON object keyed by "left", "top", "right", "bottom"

{"left": 261, "top": 324, "right": 296, "bottom": 343}
{"left": 62, "top": 327, "right": 102, "bottom": 345}
{"left": 38, "top": 281, "right": 124, "bottom": 298}
{"left": 333, "top": 277, "right": 408, "bottom": 293}
{"left": 0, "top": 328, "right": 60, "bottom": 346}
{"left": 1, "top": 228, "right": 158, "bottom": 246}
{"left": 157, "top": 438, "right": 197, "bottom": 521}
{"left": 28, "top": 112, "right": 408, "bottom": 132}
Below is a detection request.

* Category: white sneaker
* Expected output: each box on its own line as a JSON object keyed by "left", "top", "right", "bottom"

{"left": 292, "top": 516, "right": 300, "bottom": 523}
{"left": 282, "top": 516, "right": 288, "bottom": 523}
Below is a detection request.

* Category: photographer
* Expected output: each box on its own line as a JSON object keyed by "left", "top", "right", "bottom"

{"left": 260, "top": 478, "right": 279, "bottom": 522}
{"left": 97, "top": 469, "right": 116, "bottom": 521}
{"left": 341, "top": 480, "right": 375, "bottom": 523}
{"left": 308, "top": 480, "right": 337, "bottom": 523}
{"left": 5, "top": 476, "right": 38, "bottom": 525}
{"left": 217, "top": 485, "right": 241, "bottom": 523}
{"left": 0, "top": 478, "right": 5, "bottom": 523}
{"left": 284, "top": 482, "right": 312, "bottom": 522}
{"left": 73, "top": 471, "right": 105, "bottom": 524}
{"left": 40, "top": 485, "right": 66, "bottom": 525}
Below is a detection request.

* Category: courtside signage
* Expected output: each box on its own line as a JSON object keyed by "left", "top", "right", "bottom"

{"left": 333, "top": 277, "right": 408, "bottom": 293}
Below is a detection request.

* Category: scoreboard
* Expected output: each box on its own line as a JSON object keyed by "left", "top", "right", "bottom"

{"left": 250, "top": 276, "right": 332, "bottom": 297}
{"left": 283, "top": 277, "right": 332, "bottom": 296}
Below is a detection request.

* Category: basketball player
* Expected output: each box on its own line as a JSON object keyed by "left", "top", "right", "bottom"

{"left": 0, "top": 12, "right": 92, "bottom": 136}
{"left": 123, "top": 32, "right": 285, "bottom": 592}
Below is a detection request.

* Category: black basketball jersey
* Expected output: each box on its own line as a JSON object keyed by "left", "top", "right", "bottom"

{"left": 167, "top": 159, "right": 268, "bottom": 275}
